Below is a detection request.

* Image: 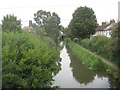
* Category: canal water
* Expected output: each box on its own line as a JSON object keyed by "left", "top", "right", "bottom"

{"left": 52, "top": 42, "right": 118, "bottom": 88}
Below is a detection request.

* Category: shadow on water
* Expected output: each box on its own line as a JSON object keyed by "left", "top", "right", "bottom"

{"left": 52, "top": 42, "right": 119, "bottom": 88}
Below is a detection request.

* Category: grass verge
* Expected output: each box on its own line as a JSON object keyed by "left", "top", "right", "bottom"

{"left": 67, "top": 41, "right": 120, "bottom": 81}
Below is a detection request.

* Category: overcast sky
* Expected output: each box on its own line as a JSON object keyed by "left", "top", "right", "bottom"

{"left": 0, "top": 0, "right": 119, "bottom": 27}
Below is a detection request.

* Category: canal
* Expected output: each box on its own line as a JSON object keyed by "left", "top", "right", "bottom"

{"left": 52, "top": 42, "right": 118, "bottom": 88}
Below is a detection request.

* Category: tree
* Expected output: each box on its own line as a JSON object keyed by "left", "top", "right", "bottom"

{"left": 2, "top": 32, "right": 60, "bottom": 88}
{"left": 29, "top": 20, "right": 32, "bottom": 27}
{"left": 2, "top": 14, "right": 22, "bottom": 33}
{"left": 34, "top": 10, "right": 51, "bottom": 27}
{"left": 68, "top": 6, "right": 98, "bottom": 39}
{"left": 34, "top": 10, "right": 61, "bottom": 42}
{"left": 110, "top": 22, "right": 120, "bottom": 65}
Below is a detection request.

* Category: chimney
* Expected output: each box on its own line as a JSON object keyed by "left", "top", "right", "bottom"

{"left": 102, "top": 22, "right": 106, "bottom": 26}
{"left": 110, "top": 19, "right": 115, "bottom": 24}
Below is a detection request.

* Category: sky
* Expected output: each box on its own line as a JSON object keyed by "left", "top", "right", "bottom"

{"left": 0, "top": 0, "right": 119, "bottom": 27}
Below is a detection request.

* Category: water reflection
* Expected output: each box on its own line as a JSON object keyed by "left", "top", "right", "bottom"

{"left": 68, "top": 47, "right": 119, "bottom": 88}
{"left": 69, "top": 51, "right": 110, "bottom": 87}
{"left": 53, "top": 42, "right": 119, "bottom": 88}
{"left": 69, "top": 53, "right": 96, "bottom": 85}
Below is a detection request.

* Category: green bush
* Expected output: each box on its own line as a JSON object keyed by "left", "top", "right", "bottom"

{"left": 2, "top": 31, "right": 60, "bottom": 88}
{"left": 80, "top": 38, "right": 91, "bottom": 50}
{"left": 80, "top": 36, "right": 111, "bottom": 60}
{"left": 110, "top": 23, "right": 120, "bottom": 64}
{"left": 92, "top": 36, "right": 110, "bottom": 54}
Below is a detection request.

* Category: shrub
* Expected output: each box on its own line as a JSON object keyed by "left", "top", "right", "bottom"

{"left": 80, "top": 35, "right": 111, "bottom": 60}
{"left": 80, "top": 38, "right": 91, "bottom": 50}
{"left": 2, "top": 31, "right": 60, "bottom": 88}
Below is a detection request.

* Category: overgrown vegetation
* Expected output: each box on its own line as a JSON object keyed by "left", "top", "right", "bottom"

{"left": 1, "top": 6, "right": 120, "bottom": 88}
{"left": 80, "top": 30, "right": 119, "bottom": 66}
{"left": 79, "top": 35, "right": 120, "bottom": 82}
{"left": 2, "top": 31, "right": 60, "bottom": 88}
{"left": 66, "top": 40, "right": 104, "bottom": 70}
{"left": 110, "top": 22, "right": 120, "bottom": 65}
{"left": 0, "top": 25, "right": 2, "bottom": 89}
{"left": 66, "top": 40, "right": 120, "bottom": 84}
{"left": 80, "top": 36, "right": 112, "bottom": 61}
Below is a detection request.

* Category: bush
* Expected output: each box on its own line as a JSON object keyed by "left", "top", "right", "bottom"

{"left": 110, "top": 23, "right": 120, "bottom": 64}
{"left": 80, "top": 35, "right": 111, "bottom": 60}
{"left": 2, "top": 31, "right": 60, "bottom": 88}
{"left": 80, "top": 38, "right": 91, "bottom": 50}
{"left": 91, "top": 36, "right": 110, "bottom": 55}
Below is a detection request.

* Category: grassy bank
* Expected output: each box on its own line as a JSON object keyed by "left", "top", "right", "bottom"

{"left": 2, "top": 31, "right": 60, "bottom": 88}
{"left": 80, "top": 36, "right": 119, "bottom": 66}
{"left": 66, "top": 41, "right": 120, "bottom": 82}
{"left": 67, "top": 41, "right": 104, "bottom": 70}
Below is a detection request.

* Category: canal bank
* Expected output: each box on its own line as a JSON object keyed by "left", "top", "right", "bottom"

{"left": 52, "top": 42, "right": 119, "bottom": 88}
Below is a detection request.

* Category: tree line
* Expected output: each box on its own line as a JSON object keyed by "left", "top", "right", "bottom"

{"left": 1, "top": 6, "right": 120, "bottom": 88}
{"left": 2, "top": 6, "right": 98, "bottom": 42}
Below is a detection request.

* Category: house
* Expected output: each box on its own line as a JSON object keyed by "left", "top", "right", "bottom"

{"left": 91, "top": 19, "right": 116, "bottom": 38}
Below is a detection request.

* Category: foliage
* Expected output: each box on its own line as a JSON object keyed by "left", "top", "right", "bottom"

{"left": 68, "top": 6, "right": 98, "bottom": 39}
{"left": 92, "top": 36, "right": 111, "bottom": 56}
{"left": 110, "top": 22, "right": 120, "bottom": 65}
{"left": 2, "top": 31, "right": 60, "bottom": 88}
{"left": 0, "top": 30, "right": 1, "bottom": 62}
{"left": 67, "top": 41, "right": 120, "bottom": 84}
{"left": 79, "top": 35, "right": 120, "bottom": 78}
{"left": 34, "top": 10, "right": 61, "bottom": 42}
{"left": 104, "top": 65, "right": 120, "bottom": 85}
{"left": 35, "top": 27, "right": 46, "bottom": 36}
{"left": 80, "top": 25, "right": 120, "bottom": 65}
{"left": 62, "top": 28, "right": 71, "bottom": 38}
{"left": 67, "top": 41, "right": 104, "bottom": 70}
{"left": 2, "top": 14, "right": 22, "bottom": 33}
{"left": 80, "top": 38, "right": 91, "bottom": 50}
{"left": 80, "top": 36, "right": 111, "bottom": 60}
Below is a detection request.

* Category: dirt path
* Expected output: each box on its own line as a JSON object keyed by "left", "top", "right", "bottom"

{"left": 80, "top": 45, "right": 119, "bottom": 72}
{"left": 97, "top": 55, "right": 119, "bottom": 71}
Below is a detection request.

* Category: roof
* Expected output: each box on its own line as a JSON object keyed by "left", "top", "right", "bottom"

{"left": 104, "top": 23, "right": 116, "bottom": 30}
{"left": 96, "top": 24, "right": 110, "bottom": 31}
